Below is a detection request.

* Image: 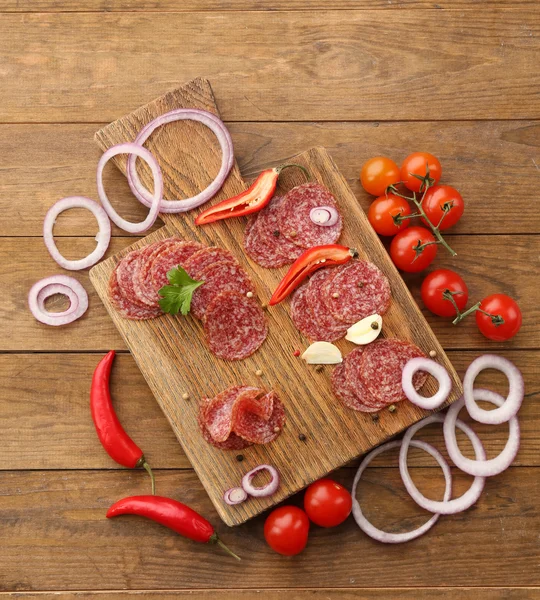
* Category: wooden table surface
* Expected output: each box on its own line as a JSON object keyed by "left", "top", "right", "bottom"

{"left": 1, "top": 1, "right": 539, "bottom": 598}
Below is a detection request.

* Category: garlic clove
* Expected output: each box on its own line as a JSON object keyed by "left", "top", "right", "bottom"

{"left": 301, "top": 341, "right": 343, "bottom": 364}
{"left": 345, "top": 314, "right": 383, "bottom": 345}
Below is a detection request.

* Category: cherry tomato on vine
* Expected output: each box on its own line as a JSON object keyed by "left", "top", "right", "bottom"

{"left": 360, "top": 157, "right": 400, "bottom": 196}
{"left": 421, "top": 269, "right": 469, "bottom": 317}
{"left": 304, "top": 479, "right": 352, "bottom": 528}
{"left": 401, "top": 152, "right": 442, "bottom": 193}
{"left": 389, "top": 226, "right": 437, "bottom": 273}
{"left": 421, "top": 185, "right": 464, "bottom": 231}
{"left": 475, "top": 294, "right": 522, "bottom": 341}
{"left": 367, "top": 194, "right": 412, "bottom": 237}
{"left": 264, "top": 506, "right": 310, "bottom": 556}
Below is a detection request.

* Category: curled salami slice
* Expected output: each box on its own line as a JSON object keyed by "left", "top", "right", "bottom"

{"left": 198, "top": 398, "right": 252, "bottom": 451}
{"left": 324, "top": 261, "right": 391, "bottom": 323}
{"left": 133, "top": 240, "right": 174, "bottom": 306}
{"left": 116, "top": 250, "right": 149, "bottom": 308}
{"left": 190, "top": 262, "right": 256, "bottom": 321}
{"left": 231, "top": 387, "right": 273, "bottom": 422}
{"left": 150, "top": 240, "right": 205, "bottom": 296}
{"left": 331, "top": 359, "right": 379, "bottom": 413}
{"left": 204, "top": 291, "right": 268, "bottom": 360}
{"left": 290, "top": 284, "right": 327, "bottom": 341}
{"left": 109, "top": 266, "right": 162, "bottom": 320}
{"left": 342, "top": 347, "right": 389, "bottom": 411}
{"left": 184, "top": 247, "right": 238, "bottom": 280}
{"left": 360, "top": 339, "right": 428, "bottom": 406}
{"left": 204, "top": 385, "right": 256, "bottom": 442}
{"left": 305, "top": 270, "right": 349, "bottom": 342}
{"left": 234, "top": 391, "right": 285, "bottom": 444}
{"left": 278, "top": 182, "right": 342, "bottom": 248}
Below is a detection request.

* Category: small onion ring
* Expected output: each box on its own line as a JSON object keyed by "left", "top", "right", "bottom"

{"left": 43, "top": 196, "right": 111, "bottom": 270}
{"left": 352, "top": 440, "right": 452, "bottom": 544}
{"left": 127, "top": 109, "right": 234, "bottom": 213}
{"left": 223, "top": 487, "right": 248, "bottom": 506}
{"left": 463, "top": 354, "right": 524, "bottom": 425}
{"left": 241, "top": 464, "right": 280, "bottom": 498}
{"left": 399, "top": 414, "right": 486, "bottom": 515}
{"left": 402, "top": 357, "right": 452, "bottom": 410}
{"left": 444, "top": 389, "right": 520, "bottom": 477}
{"left": 28, "top": 275, "right": 88, "bottom": 326}
{"left": 97, "top": 143, "right": 163, "bottom": 234}
{"left": 309, "top": 206, "right": 339, "bottom": 227}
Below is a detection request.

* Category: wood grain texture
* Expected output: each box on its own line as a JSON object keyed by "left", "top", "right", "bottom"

{"left": 0, "top": 468, "right": 538, "bottom": 590}
{"left": 2, "top": 121, "right": 539, "bottom": 237}
{"left": 0, "top": 350, "right": 538, "bottom": 470}
{"left": 1, "top": 10, "right": 538, "bottom": 122}
{"left": 90, "top": 79, "right": 463, "bottom": 525}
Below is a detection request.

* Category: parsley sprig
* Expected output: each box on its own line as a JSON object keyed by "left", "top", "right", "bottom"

{"left": 158, "top": 266, "right": 204, "bottom": 315}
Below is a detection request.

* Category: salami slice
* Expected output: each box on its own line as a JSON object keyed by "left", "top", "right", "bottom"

{"left": 116, "top": 250, "right": 149, "bottom": 308}
{"left": 198, "top": 397, "right": 252, "bottom": 451}
{"left": 204, "top": 291, "right": 268, "bottom": 360}
{"left": 233, "top": 391, "right": 285, "bottom": 444}
{"left": 184, "top": 247, "right": 238, "bottom": 280}
{"left": 324, "top": 261, "right": 391, "bottom": 323}
{"left": 132, "top": 240, "right": 174, "bottom": 306}
{"left": 359, "top": 339, "right": 428, "bottom": 406}
{"left": 149, "top": 240, "right": 205, "bottom": 296}
{"left": 278, "top": 182, "right": 342, "bottom": 248}
{"left": 190, "top": 262, "right": 256, "bottom": 321}
{"left": 109, "top": 266, "right": 162, "bottom": 320}
{"left": 331, "top": 360, "right": 379, "bottom": 413}
{"left": 232, "top": 387, "right": 274, "bottom": 422}
{"left": 290, "top": 284, "right": 327, "bottom": 341}
{"left": 341, "top": 347, "right": 389, "bottom": 411}
{"left": 204, "top": 385, "right": 255, "bottom": 442}
{"left": 305, "top": 270, "right": 349, "bottom": 342}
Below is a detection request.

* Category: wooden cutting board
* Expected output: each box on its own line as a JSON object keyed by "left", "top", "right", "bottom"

{"left": 90, "top": 78, "right": 462, "bottom": 526}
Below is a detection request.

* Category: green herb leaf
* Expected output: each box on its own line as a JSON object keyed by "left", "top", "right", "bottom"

{"left": 158, "top": 266, "right": 204, "bottom": 316}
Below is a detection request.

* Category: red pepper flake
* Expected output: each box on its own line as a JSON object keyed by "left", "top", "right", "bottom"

{"left": 293, "top": 349, "right": 301, "bottom": 357}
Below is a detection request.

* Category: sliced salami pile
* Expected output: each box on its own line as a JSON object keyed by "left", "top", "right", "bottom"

{"left": 109, "top": 237, "right": 268, "bottom": 360}
{"left": 290, "top": 260, "right": 391, "bottom": 342}
{"left": 331, "top": 339, "right": 428, "bottom": 412}
{"left": 198, "top": 386, "right": 286, "bottom": 450}
{"left": 244, "top": 182, "right": 343, "bottom": 268}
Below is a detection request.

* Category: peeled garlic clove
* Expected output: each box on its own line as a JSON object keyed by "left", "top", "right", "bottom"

{"left": 345, "top": 314, "right": 383, "bottom": 345}
{"left": 301, "top": 341, "right": 343, "bottom": 364}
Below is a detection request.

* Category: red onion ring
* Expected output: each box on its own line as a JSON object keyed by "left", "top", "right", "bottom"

{"left": 43, "top": 196, "right": 111, "bottom": 270}
{"left": 126, "top": 109, "right": 234, "bottom": 213}
{"left": 309, "top": 206, "right": 339, "bottom": 227}
{"left": 28, "top": 275, "right": 88, "bottom": 326}
{"left": 399, "top": 414, "right": 486, "bottom": 515}
{"left": 241, "top": 464, "right": 280, "bottom": 498}
{"left": 463, "top": 354, "right": 524, "bottom": 425}
{"left": 223, "top": 487, "right": 248, "bottom": 506}
{"left": 97, "top": 143, "right": 163, "bottom": 234}
{"left": 402, "top": 357, "right": 452, "bottom": 410}
{"left": 352, "top": 440, "right": 452, "bottom": 544}
{"left": 444, "top": 389, "right": 520, "bottom": 477}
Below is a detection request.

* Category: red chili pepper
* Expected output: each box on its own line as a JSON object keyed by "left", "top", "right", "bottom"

{"left": 90, "top": 351, "right": 155, "bottom": 494}
{"left": 269, "top": 244, "right": 358, "bottom": 306}
{"left": 195, "top": 163, "right": 309, "bottom": 225}
{"left": 107, "top": 495, "right": 241, "bottom": 560}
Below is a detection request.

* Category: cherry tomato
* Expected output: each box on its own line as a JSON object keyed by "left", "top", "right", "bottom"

{"left": 401, "top": 152, "right": 442, "bottom": 193}
{"left": 475, "top": 294, "right": 522, "bottom": 341}
{"left": 264, "top": 506, "right": 310, "bottom": 556}
{"left": 421, "top": 269, "right": 469, "bottom": 318}
{"left": 389, "top": 226, "right": 437, "bottom": 273}
{"left": 360, "top": 157, "right": 400, "bottom": 196}
{"left": 304, "top": 479, "right": 352, "bottom": 528}
{"left": 367, "top": 194, "right": 412, "bottom": 237}
{"left": 421, "top": 185, "right": 464, "bottom": 231}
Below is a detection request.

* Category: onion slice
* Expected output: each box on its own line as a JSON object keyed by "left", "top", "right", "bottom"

{"left": 223, "top": 487, "right": 248, "bottom": 506}
{"left": 97, "top": 142, "right": 163, "bottom": 234}
{"left": 241, "top": 464, "right": 280, "bottom": 498}
{"left": 43, "top": 196, "right": 111, "bottom": 270}
{"left": 127, "top": 109, "right": 234, "bottom": 213}
{"left": 352, "top": 440, "right": 452, "bottom": 544}
{"left": 309, "top": 206, "right": 339, "bottom": 227}
{"left": 399, "top": 414, "right": 486, "bottom": 515}
{"left": 444, "top": 389, "right": 520, "bottom": 477}
{"left": 463, "top": 354, "right": 524, "bottom": 425}
{"left": 402, "top": 357, "right": 452, "bottom": 410}
{"left": 28, "top": 275, "right": 88, "bottom": 326}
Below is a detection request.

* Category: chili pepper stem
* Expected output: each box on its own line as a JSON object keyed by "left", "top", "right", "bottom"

{"left": 137, "top": 458, "right": 156, "bottom": 495}
{"left": 215, "top": 536, "right": 242, "bottom": 561}
{"left": 276, "top": 163, "right": 310, "bottom": 181}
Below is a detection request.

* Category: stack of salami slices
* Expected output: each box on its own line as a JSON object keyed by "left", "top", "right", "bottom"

{"left": 198, "top": 386, "right": 286, "bottom": 450}
{"left": 332, "top": 339, "right": 428, "bottom": 412}
{"left": 109, "top": 237, "right": 268, "bottom": 360}
{"left": 291, "top": 260, "right": 391, "bottom": 343}
{"left": 244, "top": 182, "right": 343, "bottom": 268}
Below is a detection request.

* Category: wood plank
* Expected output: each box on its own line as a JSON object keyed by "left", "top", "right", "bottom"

{"left": 0, "top": 350, "right": 538, "bottom": 470}
{"left": 1, "top": 11, "right": 538, "bottom": 122}
{"left": 0, "top": 468, "right": 538, "bottom": 589}
{"left": 3, "top": 235, "right": 537, "bottom": 351}
{"left": 2, "top": 120, "right": 539, "bottom": 237}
